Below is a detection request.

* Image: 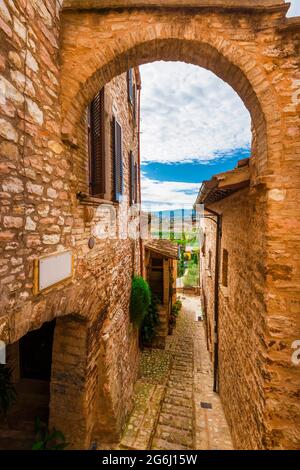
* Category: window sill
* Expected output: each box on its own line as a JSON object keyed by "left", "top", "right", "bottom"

{"left": 76, "top": 192, "right": 117, "bottom": 207}
{"left": 219, "top": 284, "right": 229, "bottom": 299}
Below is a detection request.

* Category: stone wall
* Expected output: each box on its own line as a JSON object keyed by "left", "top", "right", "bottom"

{"left": 201, "top": 112, "right": 299, "bottom": 449}
{"left": 0, "top": 0, "right": 299, "bottom": 450}
{"left": 201, "top": 180, "right": 269, "bottom": 449}
{"left": 0, "top": 0, "right": 140, "bottom": 448}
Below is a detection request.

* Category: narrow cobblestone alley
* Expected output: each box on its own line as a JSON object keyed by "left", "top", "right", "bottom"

{"left": 100, "top": 295, "right": 233, "bottom": 451}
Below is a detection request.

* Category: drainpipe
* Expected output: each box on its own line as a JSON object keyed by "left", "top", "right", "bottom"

{"left": 204, "top": 207, "right": 222, "bottom": 393}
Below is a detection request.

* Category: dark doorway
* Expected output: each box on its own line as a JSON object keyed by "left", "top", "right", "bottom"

{"left": 149, "top": 257, "right": 164, "bottom": 302}
{"left": 0, "top": 320, "right": 56, "bottom": 450}
{"left": 19, "top": 319, "right": 56, "bottom": 381}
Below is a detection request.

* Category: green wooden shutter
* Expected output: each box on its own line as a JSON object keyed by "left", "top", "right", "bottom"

{"left": 113, "top": 117, "right": 123, "bottom": 201}
{"left": 89, "top": 88, "right": 105, "bottom": 196}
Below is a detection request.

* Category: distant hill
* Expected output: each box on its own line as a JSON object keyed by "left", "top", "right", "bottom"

{"left": 150, "top": 209, "right": 194, "bottom": 220}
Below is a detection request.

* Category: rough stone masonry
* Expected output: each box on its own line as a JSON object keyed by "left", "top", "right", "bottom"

{"left": 0, "top": 0, "right": 140, "bottom": 449}
{"left": 0, "top": 0, "right": 300, "bottom": 450}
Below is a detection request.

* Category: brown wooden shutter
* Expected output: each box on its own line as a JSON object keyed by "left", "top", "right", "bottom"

{"left": 127, "top": 69, "right": 134, "bottom": 104}
{"left": 130, "top": 151, "right": 135, "bottom": 205}
{"left": 134, "top": 162, "right": 138, "bottom": 203}
{"left": 113, "top": 117, "right": 123, "bottom": 201}
{"left": 133, "top": 85, "right": 137, "bottom": 125}
{"left": 89, "top": 88, "right": 105, "bottom": 196}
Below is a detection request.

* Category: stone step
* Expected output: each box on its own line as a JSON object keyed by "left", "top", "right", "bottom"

{"left": 174, "top": 356, "right": 193, "bottom": 362}
{"left": 173, "top": 362, "right": 193, "bottom": 368}
{"left": 164, "top": 395, "right": 193, "bottom": 408}
{"left": 169, "top": 371, "right": 193, "bottom": 379}
{"left": 151, "top": 438, "right": 190, "bottom": 451}
{"left": 154, "top": 424, "right": 193, "bottom": 447}
{"left": 161, "top": 402, "right": 193, "bottom": 418}
{"left": 172, "top": 358, "right": 192, "bottom": 366}
{"left": 173, "top": 351, "right": 193, "bottom": 357}
{"left": 167, "top": 380, "right": 193, "bottom": 390}
{"left": 171, "top": 366, "right": 193, "bottom": 374}
{"left": 158, "top": 412, "right": 193, "bottom": 431}
{"left": 165, "top": 388, "right": 193, "bottom": 400}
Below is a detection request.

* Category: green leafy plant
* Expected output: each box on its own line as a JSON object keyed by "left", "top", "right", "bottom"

{"left": 178, "top": 255, "right": 185, "bottom": 277}
{"left": 172, "top": 299, "right": 182, "bottom": 317}
{"left": 191, "top": 249, "right": 199, "bottom": 265}
{"left": 183, "top": 261, "right": 199, "bottom": 288}
{"left": 0, "top": 364, "right": 17, "bottom": 415}
{"left": 169, "top": 299, "right": 183, "bottom": 334}
{"left": 130, "top": 276, "right": 151, "bottom": 328}
{"left": 32, "top": 417, "right": 68, "bottom": 450}
{"left": 177, "top": 242, "right": 188, "bottom": 278}
{"left": 141, "top": 294, "right": 160, "bottom": 345}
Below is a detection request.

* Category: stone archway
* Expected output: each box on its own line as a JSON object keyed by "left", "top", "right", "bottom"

{"left": 60, "top": 9, "right": 282, "bottom": 176}
{"left": 59, "top": 1, "right": 300, "bottom": 449}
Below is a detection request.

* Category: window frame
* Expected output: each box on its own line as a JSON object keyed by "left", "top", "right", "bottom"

{"left": 127, "top": 68, "right": 134, "bottom": 105}
{"left": 88, "top": 88, "right": 106, "bottom": 198}
{"left": 113, "top": 116, "right": 123, "bottom": 202}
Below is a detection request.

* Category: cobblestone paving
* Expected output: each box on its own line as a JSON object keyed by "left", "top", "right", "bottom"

{"left": 151, "top": 308, "right": 194, "bottom": 450}
{"left": 99, "top": 294, "right": 233, "bottom": 450}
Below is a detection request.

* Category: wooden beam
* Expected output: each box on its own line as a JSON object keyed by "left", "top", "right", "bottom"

{"left": 216, "top": 166, "right": 250, "bottom": 189}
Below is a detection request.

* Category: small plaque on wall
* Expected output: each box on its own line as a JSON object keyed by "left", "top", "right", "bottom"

{"left": 33, "top": 250, "right": 73, "bottom": 295}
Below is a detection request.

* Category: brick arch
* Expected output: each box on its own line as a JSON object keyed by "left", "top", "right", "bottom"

{"left": 60, "top": 10, "right": 282, "bottom": 174}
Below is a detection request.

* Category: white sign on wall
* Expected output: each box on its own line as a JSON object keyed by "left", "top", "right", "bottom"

{"left": 34, "top": 250, "right": 73, "bottom": 294}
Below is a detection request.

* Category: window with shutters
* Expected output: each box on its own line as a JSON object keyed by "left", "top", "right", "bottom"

{"left": 129, "top": 151, "right": 139, "bottom": 206}
{"left": 134, "top": 162, "right": 138, "bottom": 203}
{"left": 201, "top": 233, "right": 206, "bottom": 256}
{"left": 133, "top": 84, "right": 137, "bottom": 125}
{"left": 113, "top": 117, "right": 123, "bottom": 202}
{"left": 129, "top": 151, "right": 135, "bottom": 206}
{"left": 128, "top": 69, "right": 138, "bottom": 126}
{"left": 88, "top": 88, "right": 105, "bottom": 197}
{"left": 127, "top": 69, "right": 134, "bottom": 105}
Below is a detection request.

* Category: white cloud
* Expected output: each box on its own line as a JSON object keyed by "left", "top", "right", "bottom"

{"left": 140, "top": 61, "right": 251, "bottom": 164}
{"left": 139, "top": 3, "right": 299, "bottom": 209}
{"left": 286, "top": 0, "right": 300, "bottom": 17}
{"left": 141, "top": 175, "right": 200, "bottom": 211}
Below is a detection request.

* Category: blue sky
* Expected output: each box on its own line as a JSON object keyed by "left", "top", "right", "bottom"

{"left": 286, "top": 0, "right": 300, "bottom": 17}
{"left": 140, "top": 62, "right": 251, "bottom": 211}
{"left": 140, "top": 0, "right": 300, "bottom": 211}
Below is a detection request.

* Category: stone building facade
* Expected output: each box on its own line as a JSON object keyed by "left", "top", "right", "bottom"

{"left": 144, "top": 239, "right": 178, "bottom": 348}
{"left": 197, "top": 155, "right": 299, "bottom": 450}
{"left": 0, "top": 0, "right": 299, "bottom": 451}
{"left": 0, "top": 0, "right": 141, "bottom": 448}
